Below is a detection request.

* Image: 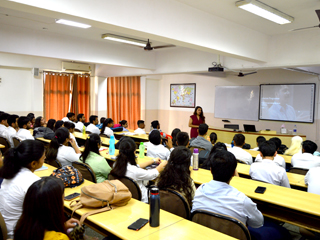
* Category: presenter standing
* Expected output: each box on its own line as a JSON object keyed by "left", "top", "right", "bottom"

{"left": 189, "top": 106, "right": 205, "bottom": 139}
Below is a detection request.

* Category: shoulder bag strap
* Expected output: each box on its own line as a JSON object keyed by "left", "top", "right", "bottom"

{"left": 79, "top": 205, "right": 113, "bottom": 225}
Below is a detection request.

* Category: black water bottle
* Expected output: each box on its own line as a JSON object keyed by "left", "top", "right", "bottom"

{"left": 149, "top": 186, "right": 160, "bottom": 227}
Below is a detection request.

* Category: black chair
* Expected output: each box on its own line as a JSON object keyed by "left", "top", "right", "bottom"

{"left": 72, "top": 162, "right": 97, "bottom": 183}
{"left": 108, "top": 174, "right": 142, "bottom": 201}
{"left": 289, "top": 167, "right": 309, "bottom": 175}
{"left": 0, "top": 137, "right": 10, "bottom": 154}
{"left": 46, "top": 158, "right": 62, "bottom": 168}
{"left": 159, "top": 188, "right": 191, "bottom": 219}
{"left": 191, "top": 209, "right": 251, "bottom": 240}
{"left": 12, "top": 137, "right": 21, "bottom": 147}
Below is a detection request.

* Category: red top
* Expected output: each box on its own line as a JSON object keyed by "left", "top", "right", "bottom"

{"left": 190, "top": 114, "right": 204, "bottom": 139}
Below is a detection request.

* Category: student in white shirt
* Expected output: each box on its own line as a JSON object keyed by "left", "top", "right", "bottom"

{"left": 291, "top": 140, "right": 320, "bottom": 170}
{"left": 251, "top": 136, "right": 266, "bottom": 151}
{"left": 0, "top": 112, "right": 9, "bottom": 137}
{"left": 0, "top": 140, "right": 45, "bottom": 238}
{"left": 134, "top": 120, "right": 146, "bottom": 134}
{"left": 16, "top": 117, "right": 34, "bottom": 141}
{"left": 64, "top": 122, "right": 79, "bottom": 148}
{"left": 101, "top": 118, "right": 114, "bottom": 137}
{"left": 119, "top": 120, "right": 129, "bottom": 132}
{"left": 75, "top": 113, "right": 86, "bottom": 132}
{"left": 4, "top": 114, "right": 19, "bottom": 148}
{"left": 110, "top": 137, "right": 167, "bottom": 203}
{"left": 61, "top": 112, "right": 75, "bottom": 123}
{"left": 86, "top": 115, "right": 100, "bottom": 135}
{"left": 250, "top": 141, "right": 290, "bottom": 188}
{"left": 228, "top": 133, "right": 253, "bottom": 164}
{"left": 147, "top": 130, "right": 173, "bottom": 160}
{"left": 255, "top": 137, "right": 286, "bottom": 169}
{"left": 305, "top": 167, "right": 320, "bottom": 195}
{"left": 46, "top": 127, "right": 81, "bottom": 167}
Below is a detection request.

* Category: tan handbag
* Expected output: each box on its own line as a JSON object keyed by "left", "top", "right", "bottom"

{"left": 70, "top": 179, "right": 132, "bottom": 225}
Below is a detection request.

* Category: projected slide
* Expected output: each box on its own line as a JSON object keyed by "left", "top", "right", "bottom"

{"left": 259, "top": 84, "right": 315, "bottom": 123}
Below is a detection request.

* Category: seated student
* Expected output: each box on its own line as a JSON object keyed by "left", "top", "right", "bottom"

{"left": 0, "top": 112, "right": 9, "bottom": 137}
{"left": 252, "top": 136, "right": 266, "bottom": 151}
{"left": 0, "top": 140, "right": 45, "bottom": 238}
{"left": 147, "top": 130, "right": 173, "bottom": 160}
{"left": 75, "top": 113, "right": 86, "bottom": 132}
{"left": 192, "top": 150, "right": 290, "bottom": 240}
{"left": 101, "top": 118, "right": 114, "bottom": 137}
{"left": 26, "top": 113, "right": 35, "bottom": 129}
{"left": 33, "top": 116, "right": 46, "bottom": 129}
{"left": 54, "top": 120, "right": 64, "bottom": 131}
{"left": 14, "top": 177, "right": 80, "bottom": 240}
{"left": 46, "top": 128, "right": 81, "bottom": 167}
{"left": 119, "top": 120, "right": 129, "bottom": 132}
{"left": 255, "top": 137, "right": 285, "bottom": 169}
{"left": 171, "top": 128, "right": 181, "bottom": 147}
{"left": 228, "top": 134, "right": 253, "bottom": 165}
{"left": 62, "top": 112, "right": 75, "bottom": 123}
{"left": 150, "top": 120, "right": 160, "bottom": 133}
{"left": 305, "top": 167, "right": 320, "bottom": 195}
{"left": 4, "top": 114, "right": 19, "bottom": 148}
{"left": 284, "top": 135, "right": 303, "bottom": 156}
{"left": 96, "top": 117, "right": 106, "bottom": 129}
{"left": 176, "top": 131, "right": 190, "bottom": 147}
{"left": 189, "top": 124, "right": 212, "bottom": 151}
{"left": 291, "top": 140, "right": 320, "bottom": 169}
{"left": 17, "top": 117, "right": 34, "bottom": 141}
{"left": 157, "top": 146, "right": 196, "bottom": 207}
{"left": 209, "top": 132, "right": 217, "bottom": 145}
{"left": 110, "top": 137, "right": 167, "bottom": 203}
{"left": 64, "top": 122, "right": 79, "bottom": 148}
{"left": 201, "top": 142, "right": 227, "bottom": 170}
{"left": 134, "top": 120, "right": 146, "bottom": 134}
{"left": 46, "top": 119, "right": 56, "bottom": 131}
{"left": 250, "top": 141, "right": 290, "bottom": 188}
{"left": 86, "top": 115, "right": 100, "bottom": 135}
{"left": 80, "top": 134, "right": 112, "bottom": 183}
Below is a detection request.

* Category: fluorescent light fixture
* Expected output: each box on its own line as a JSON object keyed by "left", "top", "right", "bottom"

{"left": 55, "top": 19, "right": 91, "bottom": 28}
{"left": 101, "top": 34, "right": 147, "bottom": 47}
{"left": 236, "top": 0, "right": 294, "bottom": 24}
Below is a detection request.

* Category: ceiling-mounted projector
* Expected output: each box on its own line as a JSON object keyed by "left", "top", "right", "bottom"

{"left": 208, "top": 62, "right": 224, "bottom": 72}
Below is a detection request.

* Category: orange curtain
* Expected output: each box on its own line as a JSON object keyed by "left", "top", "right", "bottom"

{"left": 107, "top": 76, "right": 141, "bottom": 129}
{"left": 71, "top": 74, "right": 90, "bottom": 117}
{"left": 44, "top": 72, "right": 73, "bottom": 120}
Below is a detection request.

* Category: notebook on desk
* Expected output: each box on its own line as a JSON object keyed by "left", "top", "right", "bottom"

{"left": 243, "top": 124, "right": 258, "bottom": 132}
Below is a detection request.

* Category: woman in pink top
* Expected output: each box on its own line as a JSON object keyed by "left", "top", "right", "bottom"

{"left": 189, "top": 106, "right": 205, "bottom": 139}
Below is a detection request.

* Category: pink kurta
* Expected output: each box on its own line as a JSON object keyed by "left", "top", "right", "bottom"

{"left": 190, "top": 115, "right": 204, "bottom": 139}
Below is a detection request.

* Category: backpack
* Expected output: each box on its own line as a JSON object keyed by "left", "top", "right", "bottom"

{"left": 50, "top": 165, "right": 84, "bottom": 188}
{"left": 70, "top": 180, "right": 132, "bottom": 225}
{"left": 33, "top": 127, "right": 54, "bottom": 138}
{"left": 199, "top": 150, "right": 210, "bottom": 165}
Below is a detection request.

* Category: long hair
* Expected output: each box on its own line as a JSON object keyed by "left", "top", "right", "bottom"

{"left": 46, "top": 128, "right": 69, "bottom": 162}
{"left": 202, "top": 142, "right": 227, "bottom": 170}
{"left": 101, "top": 118, "right": 114, "bottom": 134}
{"left": 81, "top": 134, "right": 101, "bottom": 163}
{"left": 47, "top": 119, "right": 56, "bottom": 131}
{"left": 54, "top": 120, "right": 64, "bottom": 132}
{"left": 110, "top": 138, "right": 136, "bottom": 178}
{"left": 171, "top": 128, "right": 181, "bottom": 147}
{"left": 14, "top": 177, "right": 66, "bottom": 240}
{"left": 157, "top": 146, "right": 194, "bottom": 206}
{"left": 193, "top": 106, "right": 205, "bottom": 121}
{"left": 0, "top": 140, "right": 44, "bottom": 179}
{"left": 284, "top": 136, "right": 303, "bottom": 156}
{"left": 33, "top": 116, "right": 42, "bottom": 128}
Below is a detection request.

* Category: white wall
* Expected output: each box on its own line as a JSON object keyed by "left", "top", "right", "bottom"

{"left": 152, "top": 69, "right": 320, "bottom": 145}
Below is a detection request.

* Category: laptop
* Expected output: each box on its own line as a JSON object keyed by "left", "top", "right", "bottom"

{"left": 243, "top": 124, "right": 258, "bottom": 132}
{"left": 224, "top": 124, "right": 239, "bottom": 131}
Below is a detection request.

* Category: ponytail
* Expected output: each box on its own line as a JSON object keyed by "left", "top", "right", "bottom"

{"left": 0, "top": 140, "right": 44, "bottom": 179}
{"left": 46, "top": 128, "right": 69, "bottom": 161}
{"left": 101, "top": 118, "right": 113, "bottom": 134}
{"left": 80, "top": 134, "right": 101, "bottom": 163}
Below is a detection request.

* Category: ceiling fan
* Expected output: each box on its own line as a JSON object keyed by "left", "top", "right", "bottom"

{"left": 238, "top": 71, "right": 257, "bottom": 77}
{"left": 291, "top": 10, "right": 320, "bottom": 31}
{"left": 143, "top": 39, "right": 175, "bottom": 51}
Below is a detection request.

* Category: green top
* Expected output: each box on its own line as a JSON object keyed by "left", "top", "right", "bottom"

{"left": 84, "top": 151, "right": 111, "bottom": 183}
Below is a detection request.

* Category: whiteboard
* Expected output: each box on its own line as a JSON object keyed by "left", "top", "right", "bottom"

{"left": 214, "top": 86, "right": 260, "bottom": 121}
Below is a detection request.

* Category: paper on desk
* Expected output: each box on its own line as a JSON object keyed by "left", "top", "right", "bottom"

{"left": 99, "top": 147, "right": 108, "bottom": 151}
{"left": 35, "top": 165, "right": 49, "bottom": 171}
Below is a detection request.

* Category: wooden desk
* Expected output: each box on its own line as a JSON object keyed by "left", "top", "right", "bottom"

{"left": 35, "top": 164, "right": 231, "bottom": 240}
{"left": 208, "top": 127, "right": 306, "bottom": 148}
{"left": 0, "top": 144, "right": 5, "bottom": 149}
{"left": 73, "top": 132, "right": 119, "bottom": 145}
{"left": 114, "top": 132, "right": 149, "bottom": 142}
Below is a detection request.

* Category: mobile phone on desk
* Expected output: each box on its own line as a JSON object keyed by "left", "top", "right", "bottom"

{"left": 255, "top": 186, "right": 266, "bottom": 194}
{"left": 64, "top": 192, "right": 80, "bottom": 201}
{"left": 128, "top": 218, "right": 148, "bottom": 231}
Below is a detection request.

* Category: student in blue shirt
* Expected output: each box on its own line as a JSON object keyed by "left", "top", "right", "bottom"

{"left": 119, "top": 120, "right": 129, "bottom": 132}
